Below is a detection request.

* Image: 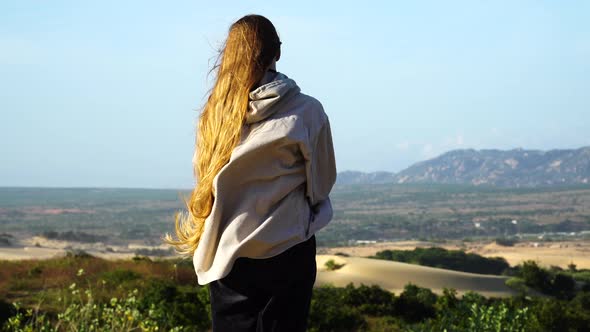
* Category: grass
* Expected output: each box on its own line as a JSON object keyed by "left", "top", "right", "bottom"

{"left": 0, "top": 254, "right": 196, "bottom": 310}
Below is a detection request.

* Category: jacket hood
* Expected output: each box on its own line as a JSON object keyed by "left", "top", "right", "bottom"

{"left": 246, "top": 71, "right": 300, "bottom": 124}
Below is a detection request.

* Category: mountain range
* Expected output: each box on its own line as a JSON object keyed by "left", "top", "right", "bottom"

{"left": 337, "top": 146, "right": 590, "bottom": 187}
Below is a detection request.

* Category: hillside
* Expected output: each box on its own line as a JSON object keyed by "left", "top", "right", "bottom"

{"left": 337, "top": 146, "right": 590, "bottom": 187}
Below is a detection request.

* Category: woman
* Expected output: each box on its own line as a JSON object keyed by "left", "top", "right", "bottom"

{"left": 166, "top": 14, "right": 337, "bottom": 331}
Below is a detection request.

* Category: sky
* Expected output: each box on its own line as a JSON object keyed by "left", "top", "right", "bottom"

{"left": 1, "top": 1, "right": 589, "bottom": 188}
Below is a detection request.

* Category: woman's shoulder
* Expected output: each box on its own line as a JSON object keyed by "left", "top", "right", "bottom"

{"left": 281, "top": 92, "right": 328, "bottom": 130}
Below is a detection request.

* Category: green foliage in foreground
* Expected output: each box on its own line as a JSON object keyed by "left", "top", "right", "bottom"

{"left": 2, "top": 256, "right": 590, "bottom": 331}
{"left": 2, "top": 268, "right": 210, "bottom": 332}
{"left": 5, "top": 287, "right": 175, "bottom": 332}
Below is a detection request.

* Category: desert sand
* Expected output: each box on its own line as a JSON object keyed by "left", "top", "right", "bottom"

{"left": 315, "top": 255, "right": 515, "bottom": 297}
{"left": 0, "top": 236, "right": 162, "bottom": 261}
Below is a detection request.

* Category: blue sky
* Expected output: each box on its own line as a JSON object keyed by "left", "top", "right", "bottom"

{"left": 1, "top": 1, "right": 589, "bottom": 188}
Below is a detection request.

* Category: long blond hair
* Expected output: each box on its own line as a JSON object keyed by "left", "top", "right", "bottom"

{"left": 165, "top": 15, "right": 281, "bottom": 256}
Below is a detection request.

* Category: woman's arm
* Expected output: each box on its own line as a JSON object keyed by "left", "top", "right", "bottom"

{"left": 304, "top": 117, "right": 337, "bottom": 208}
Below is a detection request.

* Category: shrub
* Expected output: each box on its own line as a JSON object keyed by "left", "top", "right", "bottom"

{"left": 395, "top": 283, "right": 437, "bottom": 323}
{"left": 138, "top": 279, "right": 210, "bottom": 331}
{"left": 505, "top": 277, "right": 530, "bottom": 296}
{"left": 551, "top": 273, "right": 576, "bottom": 299}
{"left": 101, "top": 269, "right": 141, "bottom": 285}
{"left": 341, "top": 283, "right": 395, "bottom": 316}
{"left": 372, "top": 247, "right": 509, "bottom": 275}
{"left": 519, "top": 260, "right": 551, "bottom": 292}
{"left": 516, "top": 260, "right": 577, "bottom": 299}
{"left": 324, "top": 259, "right": 345, "bottom": 271}
{"left": 495, "top": 237, "right": 518, "bottom": 246}
{"left": 308, "top": 285, "right": 367, "bottom": 332}
{"left": 3, "top": 286, "right": 182, "bottom": 332}
{"left": 65, "top": 249, "right": 93, "bottom": 259}
{"left": 465, "top": 302, "right": 537, "bottom": 332}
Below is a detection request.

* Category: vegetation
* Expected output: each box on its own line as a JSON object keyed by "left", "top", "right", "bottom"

{"left": 1, "top": 185, "right": 590, "bottom": 330}
{"left": 40, "top": 231, "right": 108, "bottom": 243}
{"left": 2, "top": 256, "right": 590, "bottom": 331}
{"left": 312, "top": 182, "right": 590, "bottom": 246}
{"left": 2, "top": 185, "right": 590, "bottom": 247}
{"left": 324, "top": 259, "right": 345, "bottom": 271}
{"left": 495, "top": 237, "right": 519, "bottom": 246}
{"left": 508, "top": 260, "right": 590, "bottom": 300}
{"left": 371, "top": 247, "right": 510, "bottom": 275}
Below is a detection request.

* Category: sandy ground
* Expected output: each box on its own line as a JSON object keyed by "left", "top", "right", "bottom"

{"left": 323, "top": 240, "right": 590, "bottom": 269}
{"left": 2, "top": 237, "right": 588, "bottom": 298}
{"left": 0, "top": 246, "right": 516, "bottom": 298}
{"left": 315, "top": 255, "right": 515, "bottom": 297}
{"left": 0, "top": 236, "right": 166, "bottom": 261}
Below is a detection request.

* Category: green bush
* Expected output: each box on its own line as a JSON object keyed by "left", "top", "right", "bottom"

{"left": 4, "top": 256, "right": 590, "bottom": 332}
{"left": 138, "top": 279, "right": 210, "bottom": 331}
{"left": 495, "top": 237, "right": 518, "bottom": 246}
{"left": 519, "top": 261, "right": 551, "bottom": 291}
{"left": 324, "top": 259, "right": 345, "bottom": 271}
{"left": 372, "top": 247, "right": 510, "bottom": 275}
{"left": 505, "top": 277, "right": 528, "bottom": 295}
{"left": 517, "top": 260, "right": 577, "bottom": 299}
{"left": 308, "top": 285, "right": 367, "bottom": 332}
{"left": 3, "top": 286, "right": 181, "bottom": 332}
{"left": 341, "top": 283, "right": 395, "bottom": 316}
{"left": 395, "top": 284, "right": 437, "bottom": 323}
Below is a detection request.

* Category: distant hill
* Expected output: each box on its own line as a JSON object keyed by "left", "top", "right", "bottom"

{"left": 337, "top": 146, "right": 590, "bottom": 187}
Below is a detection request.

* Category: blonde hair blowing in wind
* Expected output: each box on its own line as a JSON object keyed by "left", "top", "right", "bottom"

{"left": 165, "top": 15, "right": 282, "bottom": 256}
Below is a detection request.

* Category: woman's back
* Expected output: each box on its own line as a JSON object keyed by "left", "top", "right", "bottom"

{"left": 165, "top": 14, "right": 336, "bottom": 331}
{"left": 194, "top": 70, "right": 336, "bottom": 285}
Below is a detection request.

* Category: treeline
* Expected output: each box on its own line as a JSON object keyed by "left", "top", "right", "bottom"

{"left": 371, "top": 247, "right": 511, "bottom": 275}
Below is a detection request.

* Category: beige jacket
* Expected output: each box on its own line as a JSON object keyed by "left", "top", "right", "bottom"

{"left": 192, "top": 71, "right": 337, "bottom": 285}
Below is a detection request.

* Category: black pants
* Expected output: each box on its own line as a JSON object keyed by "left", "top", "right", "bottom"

{"left": 208, "top": 235, "right": 317, "bottom": 332}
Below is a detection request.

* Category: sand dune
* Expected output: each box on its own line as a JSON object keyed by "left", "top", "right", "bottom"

{"left": 325, "top": 240, "right": 590, "bottom": 269}
{"left": 315, "top": 255, "right": 516, "bottom": 298}
{"left": 0, "top": 238, "right": 557, "bottom": 298}
{"left": 0, "top": 250, "right": 517, "bottom": 298}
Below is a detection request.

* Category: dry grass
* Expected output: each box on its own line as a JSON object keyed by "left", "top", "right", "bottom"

{"left": 0, "top": 255, "right": 196, "bottom": 307}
